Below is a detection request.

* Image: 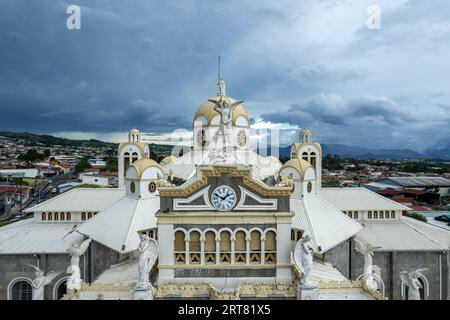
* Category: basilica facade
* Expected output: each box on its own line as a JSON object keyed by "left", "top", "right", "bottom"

{"left": 0, "top": 79, "right": 448, "bottom": 300}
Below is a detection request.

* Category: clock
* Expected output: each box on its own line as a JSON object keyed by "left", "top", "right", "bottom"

{"left": 211, "top": 185, "right": 237, "bottom": 211}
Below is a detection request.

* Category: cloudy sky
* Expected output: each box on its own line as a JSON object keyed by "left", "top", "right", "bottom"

{"left": 1, "top": 0, "right": 449, "bottom": 151}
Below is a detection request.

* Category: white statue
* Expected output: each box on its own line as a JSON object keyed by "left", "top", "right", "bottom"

{"left": 294, "top": 234, "right": 315, "bottom": 287}
{"left": 209, "top": 97, "right": 243, "bottom": 151}
{"left": 26, "top": 264, "right": 60, "bottom": 300}
{"left": 136, "top": 233, "right": 159, "bottom": 289}
{"left": 399, "top": 269, "right": 427, "bottom": 300}
{"left": 66, "top": 238, "right": 92, "bottom": 291}
{"left": 354, "top": 238, "right": 381, "bottom": 291}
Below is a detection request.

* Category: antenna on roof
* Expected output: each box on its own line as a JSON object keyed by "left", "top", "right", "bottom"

{"left": 217, "top": 56, "right": 226, "bottom": 96}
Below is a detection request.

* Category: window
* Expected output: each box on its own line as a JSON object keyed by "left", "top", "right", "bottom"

{"left": 368, "top": 211, "right": 372, "bottom": 219}
{"left": 380, "top": 211, "right": 384, "bottom": 219}
{"left": 374, "top": 211, "right": 378, "bottom": 219}
{"left": 54, "top": 278, "right": 68, "bottom": 300}
{"left": 9, "top": 280, "right": 32, "bottom": 300}
{"left": 402, "top": 275, "right": 428, "bottom": 300}
{"left": 81, "top": 212, "right": 86, "bottom": 221}
{"left": 60, "top": 212, "right": 65, "bottom": 221}
{"left": 302, "top": 152, "right": 308, "bottom": 162}
{"left": 54, "top": 212, "right": 59, "bottom": 221}
{"left": 42, "top": 213, "right": 46, "bottom": 221}
{"left": 88, "top": 212, "right": 92, "bottom": 219}
{"left": 234, "top": 231, "right": 247, "bottom": 264}
{"left": 189, "top": 231, "right": 201, "bottom": 264}
{"left": 310, "top": 152, "right": 316, "bottom": 169}
{"left": 250, "top": 230, "right": 261, "bottom": 264}
{"left": 220, "top": 231, "right": 231, "bottom": 264}
{"left": 204, "top": 231, "right": 216, "bottom": 264}
{"left": 348, "top": 211, "right": 353, "bottom": 219}
{"left": 66, "top": 212, "right": 71, "bottom": 221}
{"left": 291, "top": 230, "right": 295, "bottom": 241}
{"left": 174, "top": 231, "right": 185, "bottom": 264}
{"left": 391, "top": 211, "right": 395, "bottom": 219}
{"left": 124, "top": 152, "right": 130, "bottom": 177}
{"left": 265, "top": 231, "right": 277, "bottom": 264}
{"left": 354, "top": 211, "right": 359, "bottom": 219}
{"left": 131, "top": 152, "right": 139, "bottom": 163}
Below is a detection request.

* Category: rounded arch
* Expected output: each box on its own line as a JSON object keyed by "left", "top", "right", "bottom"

{"left": 7, "top": 277, "right": 33, "bottom": 300}
{"left": 263, "top": 228, "right": 277, "bottom": 240}
{"left": 401, "top": 272, "right": 429, "bottom": 300}
{"left": 233, "top": 227, "right": 250, "bottom": 241}
{"left": 187, "top": 228, "right": 204, "bottom": 240}
{"left": 203, "top": 228, "right": 219, "bottom": 241}
{"left": 173, "top": 228, "right": 188, "bottom": 240}
{"left": 53, "top": 276, "right": 69, "bottom": 300}
{"left": 210, "top": 115, "right": 221, "bottom": 126}
{"left": 356, "top": 273, "right": 385, "bottom": 297}
{"left": 193, "top": 115, "right": 208, "bottom": 126}
{"left": 235, "top": 116, "right": 249, "bottom": 127}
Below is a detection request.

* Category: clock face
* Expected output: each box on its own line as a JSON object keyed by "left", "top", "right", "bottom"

{"left": 211, "top": 185, "right": 237, "bottom": 211}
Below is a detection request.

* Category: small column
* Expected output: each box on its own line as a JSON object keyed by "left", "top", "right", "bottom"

{"left": 200, "top": 239, "right": 205, "bottom": 265}
{"left": 185, "top": 238, "right": 190, "bottom": 265}
{"left": 260, "top": 238, "right": 265, "bottom": 265}
{"left": 231, "top": 241, "right": 235, "bottom": 264}
{"left": 246, "top": 239, "right": 250, "bottom": 264}
{"left": 215, "top": 239, "right": 220, "bottom": 265}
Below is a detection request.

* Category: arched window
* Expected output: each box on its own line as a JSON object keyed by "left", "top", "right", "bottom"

{"left": 302, "top": 152, "right": 308, "bottom": 162}
{"left": 42, "top": 212, "right": 46, "bottom": 221}
{"left": 88, "top": 212, "right": 92, "bottom": 219}
{"left": 131, "top": 152, "right": 139, "bottom": 164}
{"left": 265, "top": 231, "right": 277, "bottom": 264}
{"left": 250, "top": 230, "right": 261, "bottom": 264}
{"left": 380, "top": 211, "right": 384, "bottom": 219}
{"left": 291, "top": 230, "right": 295, "bottom": 241}
{"left": 402, "top": 274, "right": 428, "bottom": 300}
{"left": 48, "top": 212, "right": 53, "bottom": 221}
{"left": 124, "top": 152, "right": 131, "bottom": 176}
{"left": 310, "top": 152, "right": 316, "bottom": 169}
{"left": 60, "top": 212, "right": 65, "bottom": 221}
{"left": 374, "top": 211, "right": 378, "bottom": 219}
{"left": 81, "top": 212, "right": 86, "bottom": 221}
{"left": 368, "top": 211, "right": 372, "bottom": 219}
{"left": 234, "top": 231, "right": 247, "bottom": 264}
{"left": 391, "top": 211, "right": 395, "bottom": 219}
{"left": 354, "top": 211, "right": 359, "bottom": 219}
{"left": 189, "top": 231, "right": 201, "bottom": 264}
{"left": 54, "top": 212, "right": 59, "bottom": 221}
{"left": 174, "top": 231, "right": 185, "bottom": 264}
{"left": 9, "top": 279, "right": 32, "bottom": 300}
{"left": 53, "top": 278, "right": 68, "bottom": 300}
{"left": 204, "top": 231, "right": 216, "bottom": 264}
{"left": 66, "top": 212, "right": 71, "bottom": 221}
{"left": 348, "top": 211, "right": 353, "bottom": 219}
{"left": 220, "top": 231, "right": 231, "bottom": 264}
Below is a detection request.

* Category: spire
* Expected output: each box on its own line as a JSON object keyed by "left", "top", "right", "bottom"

{"left": 217, "top": 56, "right": 226, "bottom": 97}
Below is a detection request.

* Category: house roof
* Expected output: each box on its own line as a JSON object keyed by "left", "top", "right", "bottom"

{"left": 77, "top": 196, "right": 159, "bottom": 253}
{"left": 318, "top": 187, "right": 411, "bottom": 211}
{"left": 291, "top": 196, "right": 363, "bottom": 253}
{"left": 356, "top": 217, "right": 450, "bottom": 252}
{"left": 0, "top": 218, "right": 83, "bottom": 254}
{"left": 377, "top": 176, "right": 450, "bottom": 187}
{"left": 23, "top": 188, "right": 125, "bottom": 213}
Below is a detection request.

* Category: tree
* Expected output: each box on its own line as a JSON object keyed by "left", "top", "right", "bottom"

{"left": 44, "top": 149, "right": 50, "bottom": 158}
{"left": 74, "top": 158, "right": 92, "bottom": 174}
{"left": 104, "top": 156, "right": 118, "bottom": 172}
{"left": 323, "top": 153, "right": 343, "bottom": 170}
{"left": 17, "top": 149, "right": 45, "bottom": 162}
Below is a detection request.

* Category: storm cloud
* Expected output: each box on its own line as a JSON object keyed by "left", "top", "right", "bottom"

{"left": 0, "top": 0, "right": 449, "bottom": 150}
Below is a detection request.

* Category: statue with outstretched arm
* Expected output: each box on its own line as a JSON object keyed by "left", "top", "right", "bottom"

{"left": 26, "top": 264, "right": 60, "bottom": 300}
{"left": 66, "top": 238, "right": 92, "bottom": 291}
{"left": 354, "top": 238, "right": 381, "bottom": 291}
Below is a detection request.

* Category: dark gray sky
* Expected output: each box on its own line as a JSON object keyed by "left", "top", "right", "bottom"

{"left": 1, "top": 0, "right": 449, "bottom": 151}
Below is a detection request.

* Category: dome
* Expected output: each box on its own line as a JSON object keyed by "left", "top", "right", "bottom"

{"left": 280, "top": 158, "right": 312, "bottom": 179}
{"left": 300, "top": 129, "right": 311, "bottom": 136}
{"left": 129, "top": 128, "right": 140, "bottom": 135}
{"left": 127, "top": 158, "right": 164, "bottom": 180}
{"left": 193, "top": 96, "right": 249, "bottom": 127}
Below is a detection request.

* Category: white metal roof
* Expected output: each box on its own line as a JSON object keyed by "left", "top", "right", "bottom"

{"left": 24, "top": 188, "right": 125, "bottom": 213}
{"left": 379, "top": 176, "right": 450, "bottom": 187}
{"left": 357, "top": 217, "right": 449, "bottom": 251}
{"left": 291, "top": 196, "right": 363, "bottom": 253}
{"left": 317, "top": 187, "right": 411, "bottom": 211}
{"left": 94, "top": 259, "right": 138, "bottom": 286}
{"left": 78, "top": 196, "right": 159, "bottom": 253}
{"left": 311, "top": 261, "right": 347, "bottom": 283}
{"left": 0, "top": 218, "right": 83, "bottom": 254}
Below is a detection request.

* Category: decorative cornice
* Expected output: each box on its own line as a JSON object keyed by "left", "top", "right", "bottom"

{"left": 158, "top": 165, "right": 293, "bottom": 197}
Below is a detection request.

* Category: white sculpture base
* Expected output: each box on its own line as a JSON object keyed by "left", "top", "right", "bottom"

{"left": 297, "top": 284, "right": 319, "bottom": 300}
{"left": 132, "top": 286, "right": 154, "bottom": 300}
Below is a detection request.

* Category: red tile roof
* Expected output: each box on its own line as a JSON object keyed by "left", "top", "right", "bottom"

{"left": 391, "top": 197, "right": 414, "bottom": 203}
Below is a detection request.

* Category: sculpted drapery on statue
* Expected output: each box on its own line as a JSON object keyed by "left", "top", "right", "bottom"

{"left": 354, "top": 238, "right": 381, "bottom": 291}
{"left": 399, "top": 269, "right": 427, "bottom": 300}
{"left": 294, "top": 234, "right": 315, "bottom": 287}
{"left": 25, "top": 264, "right": 60, "bottom": 300}
{"left": 208, "top": 97, "right": 244, "bottom": 148}
{"left": 66, "top": 238, "right": 92, "bottom": 291}
{"left": 136, "top": 233, "right": 159, "bottom": 289}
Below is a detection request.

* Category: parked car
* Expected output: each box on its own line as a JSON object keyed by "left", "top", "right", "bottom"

{"left": 434, "top": 214, "right": 450, "bottom": 223}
